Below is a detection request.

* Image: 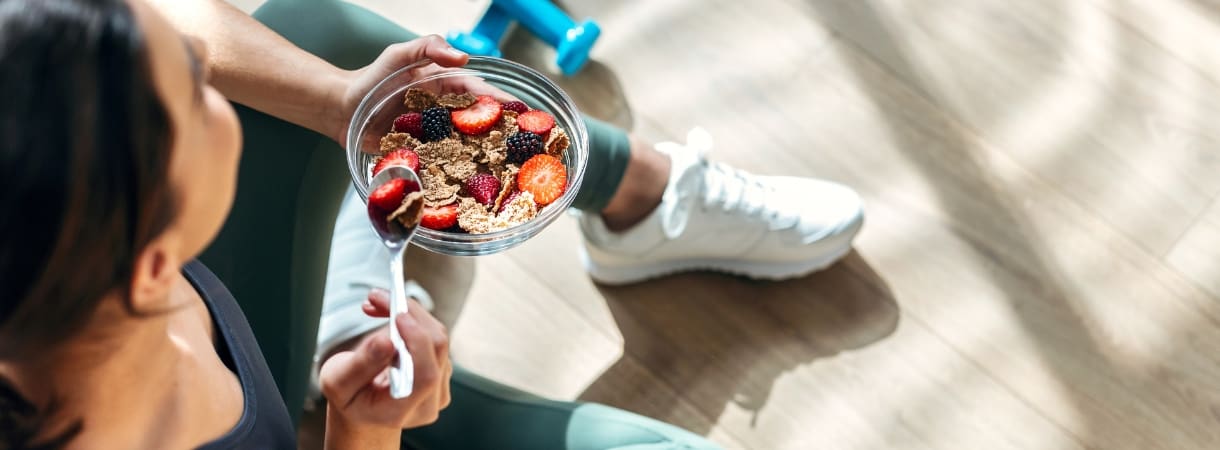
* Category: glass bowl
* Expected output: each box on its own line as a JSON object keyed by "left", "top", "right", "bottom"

{"left": 345, "top": 56, "right": 588, "bottom": 256}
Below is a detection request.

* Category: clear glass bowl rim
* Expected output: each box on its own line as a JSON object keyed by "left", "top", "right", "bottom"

{"left": 344, "top": 56, "right": 589, "bottom": 254}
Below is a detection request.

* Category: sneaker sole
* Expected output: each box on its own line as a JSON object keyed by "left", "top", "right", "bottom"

{"left": 581, "top": 241, "right": 855, "bottom": 286}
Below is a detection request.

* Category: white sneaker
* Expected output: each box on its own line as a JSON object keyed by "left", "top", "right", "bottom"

{"left": 579, "top": 128, "right": 864, "bottom": 285}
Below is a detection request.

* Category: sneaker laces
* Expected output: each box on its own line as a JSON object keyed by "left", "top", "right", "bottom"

{"left": 692, "top": 151, "right": 801, "bottom": 230}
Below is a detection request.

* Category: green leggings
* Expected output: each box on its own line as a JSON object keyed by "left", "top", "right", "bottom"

{"left": 199, "top": 0, "right": 716, "bottom": 448}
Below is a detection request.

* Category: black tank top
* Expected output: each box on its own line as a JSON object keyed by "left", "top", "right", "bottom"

{"left": 184, "top": 260, "right": 296, "bottom": 449}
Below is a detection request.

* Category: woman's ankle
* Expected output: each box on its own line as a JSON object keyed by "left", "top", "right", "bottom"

{"left": 599, "top": 136, "right": 670, "bottom": 232}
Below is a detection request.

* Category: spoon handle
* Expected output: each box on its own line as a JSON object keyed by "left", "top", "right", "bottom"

{"left": 388, "top": 246, "right": 414, "bottom": 399}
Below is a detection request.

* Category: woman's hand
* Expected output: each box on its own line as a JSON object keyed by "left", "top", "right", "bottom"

{"left": 319, "top": 288, "right": 451, "bottom": 442}
{"left": 332, "top": 35, "right": 519, "bottom": 146}
{"left": 332, "top": 35, "right": 468, "bottom": 143}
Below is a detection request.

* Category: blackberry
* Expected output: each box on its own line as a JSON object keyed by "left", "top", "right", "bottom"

{"left": 421, "top": 107, "right": 452, "bottom": 142}
{"left": 506, "top": 131, "right": 544, "bottom": 165}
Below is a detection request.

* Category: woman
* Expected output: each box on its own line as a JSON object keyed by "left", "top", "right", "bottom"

{"left": 0, "top": 0, "right": 450, "bottom": 448}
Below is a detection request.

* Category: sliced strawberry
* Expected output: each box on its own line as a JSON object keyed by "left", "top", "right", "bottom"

{"left": 517, "top": 154, "right": 567, "bottom": 206}
{"left": 451, "top": 95, "right": 502, "bottom": 135}
{"left": 369, "top": 178, "right": 409, "bottom": 212}
{"left": 516, "top": 110, "right": 554, "bottom": 136}
{"left": 372, "top": 148, "right": 419, "bottom": 176}
{"left": 421, "top": 203, "right": 459, "bottom": 230}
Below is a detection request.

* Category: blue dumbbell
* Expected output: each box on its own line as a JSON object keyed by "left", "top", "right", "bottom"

{"left": 447, "top": 0, "right": 601, "bottom": 76}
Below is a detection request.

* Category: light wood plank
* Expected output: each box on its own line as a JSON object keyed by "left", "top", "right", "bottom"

{"left": 446, "top": 249, "right": 623, "bottom": 401}
{"left": 1168, "top": 197, "right": 1220, "bottom": 300}
{"left": 1089, "top": 0, "right": 1220, "bottom": 102}
{"left": 777, "top": 25, "right": 1220, "bottom": 449}
{"left": 794, "top": 0, "right": 1220, "bottom": 257}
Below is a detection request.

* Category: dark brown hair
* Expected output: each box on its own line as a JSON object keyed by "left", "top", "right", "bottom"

{"left": 0, "top": 0, "right": 178, "bottom": 447}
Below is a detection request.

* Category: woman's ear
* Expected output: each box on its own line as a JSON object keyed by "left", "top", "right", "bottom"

{"left": 129, "top": 235, "right": 181, "bottom": 312}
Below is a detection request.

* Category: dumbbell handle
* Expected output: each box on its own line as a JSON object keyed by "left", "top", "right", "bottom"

{"left": 491, "top": 0, "right": 576, "bottom": 46}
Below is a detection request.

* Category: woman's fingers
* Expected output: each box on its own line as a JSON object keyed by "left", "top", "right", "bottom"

{"left": 363, "top": 288, "right": 390, "bottom": 317}
{"left": 380, "top": 35, "right": 468, "bottom": 69}
{"left": 396, "top": 313, "right": 439, "bottom": 386}
{"left": 438, "top": 358, "right": 453, "bottom": 409}
{"left": 363, "top": 288, "right": 431, "bottom": 318}
{"left": 322, "top": 290, "right": 453, "bottom": 428}
{"left": 395, "top": 312, "right": 444, "bottom": 425}
{"left": 318, "top": 334, "right": 396, "bottom": 408}
{"left": 404, "top": 306, "right": 450, "bottom": 424}
{"left": 405, "top": 297, "right": 447, "bottom": 356}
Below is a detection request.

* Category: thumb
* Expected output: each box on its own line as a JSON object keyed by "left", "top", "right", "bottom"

{"left": 379, "top": 35, "right": 469, "bottom": 69}
{"left": 319, "top": 334, "right": 396, "bottom": 405}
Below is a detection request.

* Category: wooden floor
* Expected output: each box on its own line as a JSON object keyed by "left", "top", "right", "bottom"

{"left": 235, "top": 0, "right": 1220, "bottom": 448}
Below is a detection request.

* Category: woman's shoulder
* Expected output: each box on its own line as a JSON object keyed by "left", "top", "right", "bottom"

{"left": 183, "top": 261, "right": 297, "bottom": 450}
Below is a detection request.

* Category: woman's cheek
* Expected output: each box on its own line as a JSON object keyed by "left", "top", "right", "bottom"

{"left": 204, "top": 87, "right": 242, "bottom": 171}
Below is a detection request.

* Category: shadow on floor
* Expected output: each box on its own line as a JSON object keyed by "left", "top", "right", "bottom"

{"left": 579, "top": 252, "right": 900, "bottom": 436}
{"left": 499, "top": 26, "right": 635, "bottom": 130}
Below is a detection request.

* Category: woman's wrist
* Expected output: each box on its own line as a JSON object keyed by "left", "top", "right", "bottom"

{"left": 324, "top": 404, "right": 401, "bottom": 450}
{"left": 319, "top": 68, "right": 356, "bottom": 145}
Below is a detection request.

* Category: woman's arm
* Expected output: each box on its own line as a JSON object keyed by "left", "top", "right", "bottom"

{"left": 324, "top": 405, "right": 401, "bottom": 450}
{"left": 148, "top": 0, "right": 348, "bottom": 141}
{"left": 146, "top": 0, "right": 467, "bottom": 143}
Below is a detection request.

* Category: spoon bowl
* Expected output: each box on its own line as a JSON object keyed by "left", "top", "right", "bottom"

{"left": 367, "top": 166, "right": 423, "bottom": 248}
